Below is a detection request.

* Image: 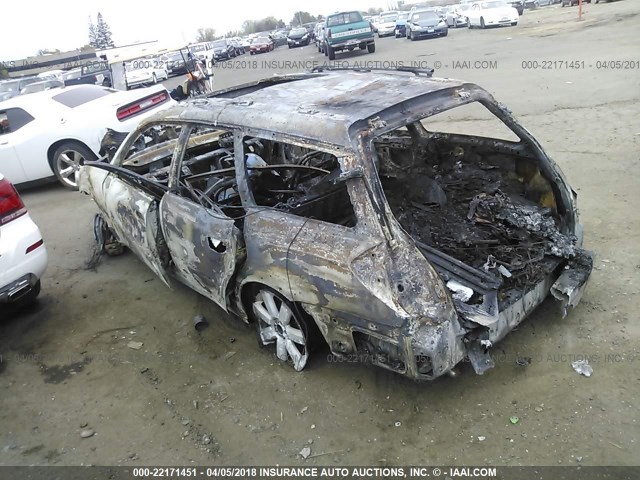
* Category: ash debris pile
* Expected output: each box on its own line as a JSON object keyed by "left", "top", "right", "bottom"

{"left": 381, "top": 148, "right": 589, "bottom": 294}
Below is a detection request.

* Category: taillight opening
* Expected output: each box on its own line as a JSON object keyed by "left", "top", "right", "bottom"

{"left": 116, "top": 91, "right": 169, "bottom": 121}
{"left": 0, "top": 178, "right": 27, "bottom": 226}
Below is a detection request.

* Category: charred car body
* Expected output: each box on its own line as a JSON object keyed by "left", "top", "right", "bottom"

{"left": 79, "top": 69, "right": 592, "bottom": 380}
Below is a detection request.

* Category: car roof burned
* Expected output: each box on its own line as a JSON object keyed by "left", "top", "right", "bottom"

{"left": 155, "top": 71, "right": 476, "bottom": 147}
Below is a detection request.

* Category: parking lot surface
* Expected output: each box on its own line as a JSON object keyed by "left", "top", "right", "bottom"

{"left": 1, "top": 2, "right": 639, "bottom": 466}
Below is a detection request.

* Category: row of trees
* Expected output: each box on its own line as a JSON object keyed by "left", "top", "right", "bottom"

{"left": 196, "top": 10, "right": 329, "bottom": 42}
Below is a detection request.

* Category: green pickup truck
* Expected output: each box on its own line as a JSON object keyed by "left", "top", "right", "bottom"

{"left": 324, "top": 11, "right": 376, "bottom": 60}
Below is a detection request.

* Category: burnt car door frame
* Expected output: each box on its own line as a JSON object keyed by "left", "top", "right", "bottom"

{"left": 231, "top": 127, "right": 417, "bottom": 338}
{"left": 82, "top": 155, "right": 172, "bottom": 286}
{"left": 159, "top": 123, "right": 243, "bottom": 311}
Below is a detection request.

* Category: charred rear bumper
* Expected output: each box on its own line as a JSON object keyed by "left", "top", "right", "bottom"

{"left": 324, "top": 248, "right": 592, "bottom": 381}
{"left": 406, "top": 250, "right": 593, "bottom": 380}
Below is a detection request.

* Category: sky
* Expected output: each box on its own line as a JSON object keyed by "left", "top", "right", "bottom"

{"left": 1, "top": 0, "right": 392, "bottom": 61}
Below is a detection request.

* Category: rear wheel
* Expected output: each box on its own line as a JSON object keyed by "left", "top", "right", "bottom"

{"left": 511, "top": 21, "right": 518, "bottom": 26}
{"left": 249, "top": 286, "right": 317, "bottom": 372}
{"left": 52, "top": 142, "right": 97, "bottom": 190}
{"left": 327, "top": 45, "right": 335, "bottom": 60}
{"left": 368, "top": 43, "right": 376, "bottom": 53}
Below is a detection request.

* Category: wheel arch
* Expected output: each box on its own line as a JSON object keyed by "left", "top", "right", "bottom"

{"left": 239, "top": 281, "right": 294, "bottom": 324}
{"left": 47, "top": 138, "right": 99, "bottom": 170}
{"left": 239, "top": 281, "right": 330, "bottom": 350}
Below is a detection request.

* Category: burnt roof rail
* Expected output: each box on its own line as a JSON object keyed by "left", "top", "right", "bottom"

{"left": 309, "top": 65, "right": 435, "bottom": 77}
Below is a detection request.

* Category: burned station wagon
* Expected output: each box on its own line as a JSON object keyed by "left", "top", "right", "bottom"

{"left": 79, "top": 69, "right": 593, "bottom": 380}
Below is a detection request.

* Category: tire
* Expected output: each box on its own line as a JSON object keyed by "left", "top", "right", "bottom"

{"left": 442, "top": 30, "right": 448, "bottom": 37}
{"left": 248, "top": 285, "right": 318, "bottom": 372}
{"left": 367, "top": 43, "right": 376, "bottom": 53}
{"left": 511, "top": 21, "right": 518, "bottom": 26}
{"left": 327, "top": 45, "right": 335, "bottom": 60}
{"left": 410, "top": 32, "right": 416, "bottom": 41}
{"left": 51, "top": 141, "right": 97, "bottom": 190}
{"left": 152, "top": 73, "right": 157, "bottom": 84}
{"left": 360, "top": 44, "right": 366, "bottom": 50}
{"left": 468, "top": 21, "right": 473, "bottom": 29}
{"left": 480, "top": 17, "right": 486, "bottom": 29}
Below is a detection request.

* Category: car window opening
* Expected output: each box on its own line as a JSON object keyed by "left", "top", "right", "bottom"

{"left": 242, "top": 137, "right": 357, "bottom": 228}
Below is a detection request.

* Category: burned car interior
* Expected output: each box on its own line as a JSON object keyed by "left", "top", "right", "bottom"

{"left": 120, "top": 124, "right": 356, "bottom": 229}
{"left": 373, "top": 105, "right": 592, "bottom": 321}
{"left": 81, "top": 70, "right": 593, "bottom": 380}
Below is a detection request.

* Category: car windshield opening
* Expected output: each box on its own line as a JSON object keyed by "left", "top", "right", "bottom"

{"left": 327, "top": 12, "right": 364, "bottom": 26}
{"left": 51, "top": 86, "right": 113, "bottom": 108}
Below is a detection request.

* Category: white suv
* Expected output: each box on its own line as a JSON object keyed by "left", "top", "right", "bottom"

{"left": 0, "top": 173, "right": 47, "bottom": 306}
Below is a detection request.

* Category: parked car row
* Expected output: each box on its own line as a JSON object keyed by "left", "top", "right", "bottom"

{"left": 363, "top": 0, "right": 584, "bottom": 38}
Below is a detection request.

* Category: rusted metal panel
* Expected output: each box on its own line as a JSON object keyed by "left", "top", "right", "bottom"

{"left": 159, "top": 192, "right": 244, "bottom": 311}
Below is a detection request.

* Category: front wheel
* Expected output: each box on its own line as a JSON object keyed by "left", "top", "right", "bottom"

{"left": 367, "top": 43, "right": 376, "bottom": 53}
{"left": 511, "top": 21, "right": 518, "bottom": 26}
{"left": 480, "top": 17, "right": 486, "bottom": 29}
{"left": 52, "top": 142, "right": 97, "bottom": 190}
{"left": 250, "top": 286, "right": 316, "bottom": 372}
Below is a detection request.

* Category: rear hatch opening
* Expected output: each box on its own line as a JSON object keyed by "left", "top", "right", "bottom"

{"left": 374, "top": 116, "right": 593, "bottom": 371}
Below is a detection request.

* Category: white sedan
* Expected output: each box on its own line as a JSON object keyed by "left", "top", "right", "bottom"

{"left": 125, "top": 61, "right": 169, "bottom": 89}
{"left": 0, "top": 84, "right": 175, "bottom": 189}
{"left": 0, "top": 172, "right": 47, "bottom": 307}
{"left": 468, "top": 0, "right": 519, "bottom": 28}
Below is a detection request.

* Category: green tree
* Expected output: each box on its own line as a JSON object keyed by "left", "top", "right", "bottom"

{"left": 92, "top": 13, "right": 115, "bottom": 49}
{"left": 195, "top": 28, "right": 217, "bottom": 42}
{"left": 88, "top": 16, "right": 98, "bottom": 48}
{"left": 290, "top": 11, "right": 317, "bottom": 26}
{"left": 241, "top": 16, "right": 284, "bottom": 34}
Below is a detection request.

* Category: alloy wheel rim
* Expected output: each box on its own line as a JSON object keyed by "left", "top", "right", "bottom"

{"left": 56, "top": 149, "right": 84, "bottom": 187}
{"left": 253, "top": 290, "right": 308, "bottom": 371}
